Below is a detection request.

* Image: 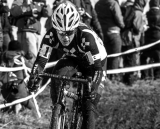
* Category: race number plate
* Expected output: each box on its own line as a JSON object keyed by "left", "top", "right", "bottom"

{"left": 39, "top": 44, "right": 52, "bottom": 59}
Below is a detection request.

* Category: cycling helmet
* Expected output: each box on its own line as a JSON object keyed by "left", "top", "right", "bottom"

{"left": 52, "top": 1, "right": 80, "bottom": 31}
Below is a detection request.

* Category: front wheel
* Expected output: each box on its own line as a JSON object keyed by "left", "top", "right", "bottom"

{"left": 75, "top": 113, "right": 83, "bottom": 129}
{"left": 50, "top": 104, "right": 69, "bottom": 129}
{"left": 70, "top": 112, "right": 83, "bottom": 129}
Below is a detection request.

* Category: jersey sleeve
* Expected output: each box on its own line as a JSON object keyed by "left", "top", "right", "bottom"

{"left": 81, "top": 29, "right": 106, "bottom": 70}
{"left": 31, "top": 29, "right": 55, "bottom": 74}
{"left": 81, "top": 29, "right": 106, "bottom": 86}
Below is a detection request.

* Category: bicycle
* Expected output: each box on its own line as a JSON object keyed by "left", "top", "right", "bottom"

{"left": 39, "top": 72, "right": 92, "bottom": 129}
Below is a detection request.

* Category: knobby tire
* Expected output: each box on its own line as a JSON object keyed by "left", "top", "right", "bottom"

{"left": 50, "top": 104, "right": 70, "bottom": 129}
{"left": 75, "top": 113, "right": 83, "bottom": 129}
{"left": 50, "top": 104, "right": 63, "bottom": 129}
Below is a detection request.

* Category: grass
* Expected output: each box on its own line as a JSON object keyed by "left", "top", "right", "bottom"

{"left": 1, "top": 79, "right": 160, "bottom": 129}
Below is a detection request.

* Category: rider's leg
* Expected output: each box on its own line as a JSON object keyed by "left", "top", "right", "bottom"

{"left": 81, "top": 81, "right": 100, "bottom": 129}
{"left": 82, "top": 99, "right": 98, "bottom": 129}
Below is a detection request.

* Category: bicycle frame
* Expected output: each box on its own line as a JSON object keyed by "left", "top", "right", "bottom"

{"left": 39, "top": 72, "right": 91, "bottom": 129}
{"left": 70, "top": 80, "right": 83, "bottom": 129}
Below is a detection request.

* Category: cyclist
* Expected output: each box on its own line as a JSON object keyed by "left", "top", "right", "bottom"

{"left": 28, "top": 1, "right": 107, "bottom": 129}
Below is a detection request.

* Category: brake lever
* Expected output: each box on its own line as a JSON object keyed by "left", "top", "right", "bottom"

{"left": 87, "top": 76, "right": 92, "bottom": 92}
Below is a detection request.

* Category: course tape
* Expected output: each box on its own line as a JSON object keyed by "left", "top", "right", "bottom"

{"left": 31, "top": 92, "right": 41, "bottom": 118}
{"left": 107, "top": 63, "right": 160, "bottom": 74}
{"left": 0, "top": 66, "right": 31, "bottom": 72}
{"left": 107, "top": 39, "right": 160, "bottom": 58}
{"left": 0, "top": 79, "right": 51, "bottom": 109}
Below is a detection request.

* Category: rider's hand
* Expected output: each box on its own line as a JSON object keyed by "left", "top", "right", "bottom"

{"left": 28, "top": 74, "right": 41, "bottom": 92}
{"left": 87, "top": 77, "right": 98, "bottom": 92}
{"left": 91, "top": 81, "right": 98, "bottom": 92}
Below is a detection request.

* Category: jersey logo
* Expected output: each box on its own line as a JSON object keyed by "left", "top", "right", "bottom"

{"left": 81, "top": 38, "right": 90, "bottom": 49}
{"left": 39, "top": 44, "right": 52, "bottom": 59}
{"left": 63, "top": 48, "right": 76, "bottom": 57}
{"left": 50, "top": 32, "right": 53, "bottom": 36}
{"left": 45, "top": 32, "right": 54, "bottom": 44}
{"left": 45, "top": 35, "right": 50, "bottom": 38}
{"left": 92, "top": 53, "right": 101, "bottom": 61}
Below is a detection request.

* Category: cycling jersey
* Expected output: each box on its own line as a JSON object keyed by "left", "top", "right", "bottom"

{"left": 32, "top": 22, "right": 107, "bottom": 85}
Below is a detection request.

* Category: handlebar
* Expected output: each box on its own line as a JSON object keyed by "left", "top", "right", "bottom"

{"left": 38, "top": 73, "right": 88, "bottom": 83}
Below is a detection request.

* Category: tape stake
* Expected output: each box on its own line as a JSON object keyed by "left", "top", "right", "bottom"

{"left": 0, "top": 79, "right": 50, "bottom": 109}
{"left": 31, "top": 92, "right": 41, "bottom": 118}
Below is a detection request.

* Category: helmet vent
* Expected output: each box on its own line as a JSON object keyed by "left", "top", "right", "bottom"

{"left": 58, "top": 21, "right": 62, "bottom": 28}
{"left": 70, "top": 14, "right": 74, "bottom": 20}
{"left": 74, "top": 20, "right": 79, "bottom": 26}
{"left": 61, "top": 8, "right": 63, "bottom": 14}
{"left": 56, "top": 14, "right": 61, "bottom": 24}
{"left": 52, "top": 21, "right": 56, "bottom": 27}
{"left": 57, "top": 19, "right": 62, "bottom": 28}
{"left": 64, "top": 15, "right": 67, "bottom": 29}
{"left": 68, "top": 19, "right": 73, "bottom": 27}
{"left": 71, "top": 7, "right": 73, "bottom": 12}
{"left": 67, "top": 8, "right": 69, "bottom": 14}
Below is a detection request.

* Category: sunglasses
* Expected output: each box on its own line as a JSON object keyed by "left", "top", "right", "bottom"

{"left": 56, "top": 30, "right": 76, "bottom": 36}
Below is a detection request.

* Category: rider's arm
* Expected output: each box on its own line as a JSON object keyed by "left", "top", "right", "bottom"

{"left": 27, "top": 29, "right": 55, "bottom": 92}
{"left": 31, "top": 30, "right": 54, "bottom": 74}
{"left": 28, "top": 29, "right": 54, "bottom": 92}
{"left": 82, "top": 30, "right": 106, "bottom": 88}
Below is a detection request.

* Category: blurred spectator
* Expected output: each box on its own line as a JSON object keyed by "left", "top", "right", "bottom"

{"left": 0, "top": 0, "right": 12, "bottom": 52}
{"left": 141, "top": 0, "right": 160, "bottom": 80}
{"left": 95, "top": 0, "right": 125, "bottom": 82}
{"left": 121, "top": 0, "right": 135, "bottom": 16}
{"left": 77, "top": 0, "right": 104, "bottom": 41}
{"left": 0, "top": 40, "right": 37, "bottom": 116}
{"left": 10, "top": 0, "right": 52, "bottom": 59}
{"left": 121, "top": 0, "right": 147, "bottom": 85}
